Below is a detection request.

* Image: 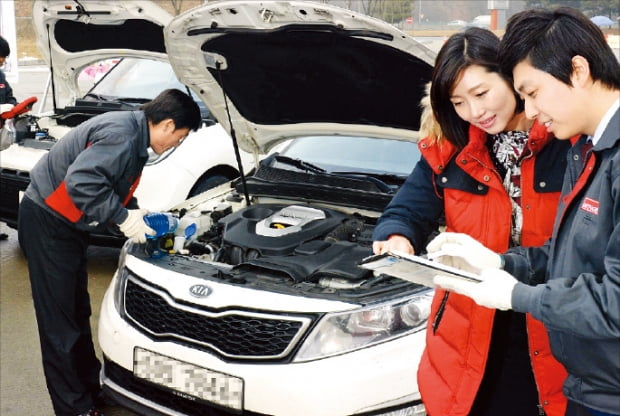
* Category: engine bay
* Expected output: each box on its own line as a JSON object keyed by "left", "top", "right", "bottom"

{"left": 131, "top": 202, "right": 418, "bottom": 301}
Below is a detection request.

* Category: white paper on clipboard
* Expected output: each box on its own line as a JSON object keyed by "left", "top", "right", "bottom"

{"left": 359, "top": 250, "right": 482, "bottom": 288}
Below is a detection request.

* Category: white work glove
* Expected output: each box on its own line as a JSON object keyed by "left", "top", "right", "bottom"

{"left": 118, "top": 208, "right": 155, "bottom": 244}
{"left": 0, "top": 103, "right": 14, "bottom": 114}
{"left": 373, "top": 235, "right": 414, "bottom": 255}
{"left": 426, "top": 232, "right": 502, "bottom": 274}
{"left": 433, "top": 269, "right": 517, "bottom": 310}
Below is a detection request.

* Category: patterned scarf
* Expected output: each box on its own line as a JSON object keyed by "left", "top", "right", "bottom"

{"left": 490, "top": 130, "right": 530, "bottom": 246}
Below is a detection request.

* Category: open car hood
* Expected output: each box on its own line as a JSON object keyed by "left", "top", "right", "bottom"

{"left": 165, "top": 0, "right": 435, "bottom": 154}
{"left": 32, "top": 0, "right": 173, "bottom": 104}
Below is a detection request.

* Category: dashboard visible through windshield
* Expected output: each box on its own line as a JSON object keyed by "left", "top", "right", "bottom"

{"left": 280, "top": 135, "right": 420, "bottom": 176}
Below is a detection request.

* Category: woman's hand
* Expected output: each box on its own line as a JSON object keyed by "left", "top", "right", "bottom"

{"left": 372, "top": 235, "right": 414, "bottom": 255}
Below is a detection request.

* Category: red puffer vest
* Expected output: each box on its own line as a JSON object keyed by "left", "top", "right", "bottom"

{"left": 417, "top": 122, "right": 569, "bottom": 416}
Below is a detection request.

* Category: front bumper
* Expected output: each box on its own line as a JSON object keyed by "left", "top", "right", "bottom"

{"left": 99, "top": 275, "right": 427, "bottom": 416}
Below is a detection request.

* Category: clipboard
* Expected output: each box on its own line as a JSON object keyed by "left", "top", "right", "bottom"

{"left": 359, "top": 250, "right": 482, "bottom": 288}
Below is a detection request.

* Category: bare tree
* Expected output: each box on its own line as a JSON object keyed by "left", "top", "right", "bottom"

{"left": 359, "top": 0, "right": 380, "bottom": 15}
{"left": 170, "top": 0, "right": 183, "bottom": 16}
{"left": 160, "top": 0, "right": 206, "bottom": 16}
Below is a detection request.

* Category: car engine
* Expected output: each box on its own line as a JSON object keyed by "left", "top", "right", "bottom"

{"left": 185, "top": 203, "right": 374, "bottom": 283}
{"left": 132, "top": 202, "right": 412, "bottom": 300}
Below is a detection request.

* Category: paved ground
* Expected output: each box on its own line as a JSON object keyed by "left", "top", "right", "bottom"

{"left": 0, "top": 224, "right": 137, "bottom": 415}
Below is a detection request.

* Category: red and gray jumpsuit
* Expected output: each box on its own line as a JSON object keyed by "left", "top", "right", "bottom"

{"left": 18, "top": 110, "right": 149, "bottom": 415}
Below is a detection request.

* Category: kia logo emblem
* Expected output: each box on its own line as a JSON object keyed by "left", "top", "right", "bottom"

{"left": 189, "top": 284, "right": 212, "bottom": 298}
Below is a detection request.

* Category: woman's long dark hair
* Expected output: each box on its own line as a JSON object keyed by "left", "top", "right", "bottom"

{"left": 430, "top": 27, "right": 523, "bottom": 149}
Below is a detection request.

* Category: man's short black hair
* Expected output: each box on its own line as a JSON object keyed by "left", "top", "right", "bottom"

{"left": 141, "top": 88, "right": 202, "bottom": 132}
{"left": 0, "top": 35, "right": 10, "bottom": 58}
{"left": 499, "top": 7, "right": 620, "bottom": 90}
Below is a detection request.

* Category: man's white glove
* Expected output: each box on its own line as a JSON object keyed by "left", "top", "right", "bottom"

{"left": 426, "top": 232, "right": 502, "bottom": 274}
{"left": 433, "top": 269, "right": 517, "bottom": 310}
{"left": 118, "top": 208, "right": 155, "bottom": 244}
{"left": 0, "top": 103, "right": 14, "bottom": 115}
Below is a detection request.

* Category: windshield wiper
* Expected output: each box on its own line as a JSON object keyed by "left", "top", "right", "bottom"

{"left": 329, "top": 171, "right": 400, "bottom": 193}
{"left": 83, "top": 93, "right": 110, "bottom": 101}
{"left": 273, "top": 155, "right": 394, "bottom": 193}
{"left": 113, "top": 97, "right": 152, "bottom": 104}
{"left": 274, "top": 155, "right": 327, "bottom": 174}
{"left": 331, "top": 171, "right": 406, "bottom": 182}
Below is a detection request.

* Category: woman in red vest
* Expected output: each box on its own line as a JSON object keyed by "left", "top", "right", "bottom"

{"left": 373, "top": 27, "right": 572, "bottom": 416}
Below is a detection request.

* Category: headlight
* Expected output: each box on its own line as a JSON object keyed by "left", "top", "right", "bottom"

{"left": 295, "top": 290, "right": 434, "bottom": 362}
{"left": 112, "top": 239, "right": 133, "bottom": 314}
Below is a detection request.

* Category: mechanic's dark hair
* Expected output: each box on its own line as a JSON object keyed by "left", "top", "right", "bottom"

{"left": 0, "top": 36, "right": 10, "bottom": 58}
{"left": 141, "top": 88, "right": 202, "bottom": 131}
{"left": 430, "top": 27, "right": 524, "bottom": 149}
{"left": 499, "top": 7, "right": 620, "bottom": 90}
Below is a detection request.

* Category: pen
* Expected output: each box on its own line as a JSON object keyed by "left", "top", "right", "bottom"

{"left": 432, "top": 291, "right": 450, "bottom": 334}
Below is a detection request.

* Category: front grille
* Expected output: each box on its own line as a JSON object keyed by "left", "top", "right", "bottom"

{"left": 103, "top": 357, "right": 266, "bottom": 416}
{"left": 123, "top": 276, "right": 314, "bottom": 360}
{"left": 0, "top": 169, "right": 30, "bottom": 223}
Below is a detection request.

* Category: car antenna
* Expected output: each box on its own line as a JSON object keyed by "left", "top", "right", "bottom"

{"left": 215, "top": 61, "right": 251, "bottom": 206}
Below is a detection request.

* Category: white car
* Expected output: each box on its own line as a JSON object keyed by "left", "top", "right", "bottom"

{"left": 469, "top": 15, "right": 492, "bottom": 28}
{"left": 447, "top": 19, "right": 468, "bottom": 28}
{"left": 99, "top": 1, "right": 436, "bottom": 415}
{"left": 0, "top": 0, "right": 253, "bottom": 245}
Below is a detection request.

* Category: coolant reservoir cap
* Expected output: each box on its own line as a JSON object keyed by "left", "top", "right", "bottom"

{"left": 184, "top": 223, "right": 197, "bottom": 239}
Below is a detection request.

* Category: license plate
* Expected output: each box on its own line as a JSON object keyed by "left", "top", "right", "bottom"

{"left": 133, "top": 347, "right": 243, "bottom": 410}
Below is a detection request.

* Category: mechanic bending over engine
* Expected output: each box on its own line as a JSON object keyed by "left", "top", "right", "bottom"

{"left": 18, "top": 89, "right": 201, "bottom": 416}
{"left": 429, "top": 7, "right": 620, "bottom": 416}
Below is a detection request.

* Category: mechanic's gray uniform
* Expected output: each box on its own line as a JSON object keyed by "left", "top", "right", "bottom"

{"left": 25, "top": 110, "right": 149, "bottom": 230}
{"left": 504, "top": 109, "right": 620, "bottom": 415}
{"left": 17, "top": 110, "right": 149, "bottom": 415}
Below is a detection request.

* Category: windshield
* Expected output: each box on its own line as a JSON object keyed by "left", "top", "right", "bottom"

{"left": 280, "top": 136, "right": 419, "bottom": 176}
{"left": 85, "top": 58, "right": 212, "bottom": 121}
{"left": 89, "top": 58, "right": 189, "bottom": 100}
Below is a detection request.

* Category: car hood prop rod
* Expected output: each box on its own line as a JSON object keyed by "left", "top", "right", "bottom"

{"left": 215, "top": 61, "right": 251, "bottom": 206}
{"left": 45, "top": 24, "right": 58, "bottom": 113}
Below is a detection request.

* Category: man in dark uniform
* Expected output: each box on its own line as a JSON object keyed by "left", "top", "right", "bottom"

{"left": 0, "top": 35, "right": 18, "bottom": 240}
{"left": 0, "top": 35, "right": 17, "bottom": 112}
{"left": 430, "top": 7, "right": 620, "bottom": 416}
{"left": 18, "top": 89, "right": 202, "bottom": 415}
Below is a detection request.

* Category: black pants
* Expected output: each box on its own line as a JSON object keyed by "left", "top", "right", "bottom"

{"left": 18, "top": 196, "right": 101, "bottom": 416}
{"left": 467, "top": 311, "right": 540, "bottom": 416}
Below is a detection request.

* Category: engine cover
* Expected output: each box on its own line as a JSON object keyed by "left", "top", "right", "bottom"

{"left": 219, "top": 204, "right": 347, "bottom": 257}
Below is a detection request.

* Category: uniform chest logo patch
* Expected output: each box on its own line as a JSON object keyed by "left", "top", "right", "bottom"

{"left": 580, "top": 197, "right": 599, "bottom": 215}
